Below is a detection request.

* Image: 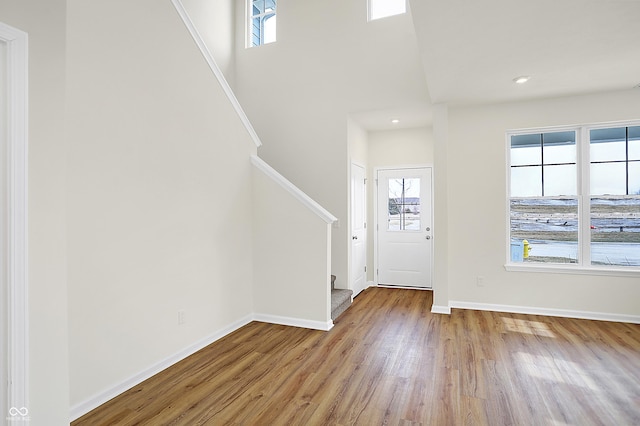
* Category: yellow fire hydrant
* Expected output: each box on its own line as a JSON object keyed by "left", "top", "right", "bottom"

{"left": 523, "top": 240, "right": 531, "bottom": 258}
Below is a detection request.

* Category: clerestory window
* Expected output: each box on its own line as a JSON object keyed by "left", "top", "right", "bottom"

{"left": 507, "top": 122, "right": 640, "bottom": 273}
{"left": 248, "top": 0, "right": 276, "bottom": 47}
{"left": 369, "top": 0, "right": 406, "bottom": 21}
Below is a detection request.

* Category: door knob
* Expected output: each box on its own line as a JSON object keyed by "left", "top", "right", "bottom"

{"left": 426, "top": 235, "right": 431, "bottom": 240}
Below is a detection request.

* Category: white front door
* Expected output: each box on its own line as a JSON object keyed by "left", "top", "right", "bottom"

{"left": 350, "top": 163, "right": 367, "bottom": 296}
{"left": 377, "top": 167, "right": 432, "bottom": 288}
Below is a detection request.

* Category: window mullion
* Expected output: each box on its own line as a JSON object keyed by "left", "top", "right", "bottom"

{"left": 540, "top": 134, "right": 545, "bottom": 197}
{"left": 626, "top": 126, "right": 630, "bottom": 195}
{"left": 579, "top": 127, "right": 591, "bottom": 266}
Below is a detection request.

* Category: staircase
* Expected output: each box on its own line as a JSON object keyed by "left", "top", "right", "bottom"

{"left": 330, "top": 275, "right": 353, "bottom": 320}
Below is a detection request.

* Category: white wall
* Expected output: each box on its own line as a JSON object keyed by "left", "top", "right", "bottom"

{"left": 0, "top": 1, "right": 70, "bottom": 424}
{"left": 252, "top": 163, "right": 332, "bottom": 326}
{"left": 366, "top": 126, "right": 434, "bottom": 281}
{"left": 446, "top": 90, "right": 640, "bottom": 316}
{"left": 182, "top": 0, "right": 236, "bottom": 87}
{"left": 66, "top": 0, "right": 257, "bottom": 412}
{"left": 235, "top": 0, "right": 429, "bottom": 289}
{"left": 348, "top": 118, "right": 368, "bottom": 167}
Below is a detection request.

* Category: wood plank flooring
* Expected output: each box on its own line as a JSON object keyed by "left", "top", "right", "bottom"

{"left": 72, "top": 287, "right": 640, "bottom": 425}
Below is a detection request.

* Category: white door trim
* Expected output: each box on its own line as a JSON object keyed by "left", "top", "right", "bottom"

{"left": 0, "top": 21, "right": 29, "bottom": 419}
{"left": 373, "top": 165, "right": 434, "bottom": 287}
{"left": 349, "top": 161, "right": 367, "bottom": 296}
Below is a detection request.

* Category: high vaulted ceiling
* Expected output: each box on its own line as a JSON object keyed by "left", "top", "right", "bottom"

{"left": 410, "top": 0, "right": 640, "bottom": 105}
{"left": 352, "top": 0, "right": 640, "bottom": 131}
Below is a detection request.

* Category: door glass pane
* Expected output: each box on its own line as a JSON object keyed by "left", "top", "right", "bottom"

{"left": 590, "top": 127, "right": 626, "bottom": 162}
{"left": 511, "top": 166, "right": 541, "bottom": 197}
{"left": 388, "top": 178, "right": 420, "bottom": 231}
{"left": 591, "top": 197, "right": 640, "bottom": 266}
{"left": 591, "top": 162, "right": 626, "bottom": 195}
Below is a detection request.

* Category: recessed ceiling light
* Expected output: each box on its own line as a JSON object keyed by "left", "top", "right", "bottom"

{"left": 513, "top": 76, "right": 530, "bottom": 84}
{"left": 391, "top": 119, "right": 400, "bottom": 124}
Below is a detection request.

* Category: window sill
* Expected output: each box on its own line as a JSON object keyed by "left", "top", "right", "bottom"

{"left": 504, "top": 263, "right": 640, "bottom": 277}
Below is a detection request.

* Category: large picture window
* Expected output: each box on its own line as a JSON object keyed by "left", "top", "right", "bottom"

{"left": 508, "top": 123, "right": 640, "bottom": 271}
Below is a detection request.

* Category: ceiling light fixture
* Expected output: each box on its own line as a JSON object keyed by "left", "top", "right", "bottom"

{"left": 391, "top": 119, "right": 400, "bottom": 124}
{"left": 513, "top": 76, "right": 530, "bottom": 84}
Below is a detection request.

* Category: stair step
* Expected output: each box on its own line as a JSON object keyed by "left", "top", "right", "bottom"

{"left": 331, "top": 288, "right": 353, "bottom": 320}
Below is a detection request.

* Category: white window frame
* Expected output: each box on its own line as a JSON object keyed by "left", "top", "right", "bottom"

{"left": 505, "top": 120, "right": 640, "bottom": 277}
{"left": 247, "top": 0, "right": 276, "bottom": 48}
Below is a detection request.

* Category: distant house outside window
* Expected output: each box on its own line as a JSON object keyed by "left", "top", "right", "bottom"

{"left": 369, "top": 0, "right": 406, "bottom": 21}
{"left": 249, "top": 0, "right": 276, "bottom": 47}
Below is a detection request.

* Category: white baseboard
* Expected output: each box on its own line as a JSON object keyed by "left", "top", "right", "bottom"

{"left": 430, "top": 305, "right": 451, "bottom": 315}
{"left": 69, "top": 312, "right": 333, "bottom": 421}
{"left": 449, "top": 300, "right": 640, "bottom": 324}
{"left": 69, "top": 314, "right": 254, "bottom": 421}
{"left": 253, "top": 313, "right": 334, "bottom": 331}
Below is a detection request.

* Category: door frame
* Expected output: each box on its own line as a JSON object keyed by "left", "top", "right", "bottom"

{"left": 373, "top": 165, "right": 434, "bottom": 288}
{"left": 0, "top": 21, "right": 29, "bottom": 419}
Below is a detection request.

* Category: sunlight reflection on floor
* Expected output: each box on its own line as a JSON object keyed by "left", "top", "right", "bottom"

{"left": 501, "top": 317, "right": 557, "bottom": 338}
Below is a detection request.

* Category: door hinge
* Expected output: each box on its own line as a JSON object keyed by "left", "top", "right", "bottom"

{"left": 364, "top": 222, "right": 367, "bottom": 229}
{"left": 364, "top": 178, "right": 367, "bottom": 184}
{"left": 364, "top": 266, "right": 367, "bottom": 272}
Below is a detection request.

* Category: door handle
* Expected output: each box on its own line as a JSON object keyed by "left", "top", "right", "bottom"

{"left": 352, "top": 236, "right": 358, "bottom": 240}
{"left": 426, "top": 235, "right": 431, "bottom": 240}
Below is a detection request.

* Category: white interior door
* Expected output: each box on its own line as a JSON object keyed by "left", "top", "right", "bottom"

{"left": 377, "top": 167, "right": 432, "bottom": 288}
{"left": 350, "top": 163, "right": 367, "bottom": 296}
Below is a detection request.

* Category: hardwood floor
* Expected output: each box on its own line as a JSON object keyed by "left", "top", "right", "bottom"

{"left": 72, "top": 287, "right": 640, "bottom": 425}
